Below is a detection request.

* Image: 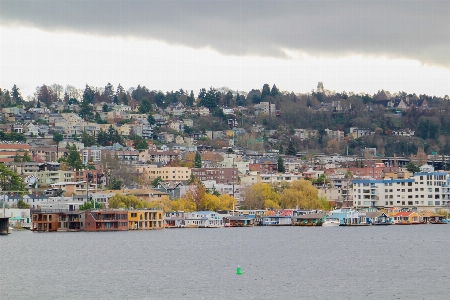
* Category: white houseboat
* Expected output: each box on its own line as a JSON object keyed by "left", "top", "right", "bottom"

{"left": 183, "top": 211, "right": 223, "bottom": 228}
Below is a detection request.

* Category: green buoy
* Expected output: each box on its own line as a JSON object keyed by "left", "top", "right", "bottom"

{"left": 236, "top": 265, "right": 242, "bottom": 275}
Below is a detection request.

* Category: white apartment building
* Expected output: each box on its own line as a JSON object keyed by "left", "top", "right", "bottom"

{"left": 352, "top": 168, "right": 450, "bottom": 211}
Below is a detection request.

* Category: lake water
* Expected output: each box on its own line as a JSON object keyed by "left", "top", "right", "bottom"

{"left": 1, "top": 225, "right": 450, "bottom": 299}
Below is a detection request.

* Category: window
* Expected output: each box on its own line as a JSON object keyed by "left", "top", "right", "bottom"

{"left": 428, "top": 201, "right": 433, "bottom": 205}
{"left": 435, "top": 201, "right": 441, "bottom": 205}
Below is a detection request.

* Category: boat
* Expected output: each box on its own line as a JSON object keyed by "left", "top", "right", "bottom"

{"left": 322, "top": 218, "right": 340, "bottom": 227}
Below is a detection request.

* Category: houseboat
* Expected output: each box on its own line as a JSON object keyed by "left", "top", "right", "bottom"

{"left": 84, "top": 210, "right": 128, "bottom": 231}
{"left": 328, "top": 208, "right": 370, "bottom": 226}
{"left": 420, "top": 212, "right": 446, "bottom": 224}
{"left": 365, "top": 212, "right": 392, "bottom": 225}
{"left": 292, "top": 213, "right": 325, "bottom": 226}
{"left": 261, "top": 210, "right": 294, "bottom": 226}
{"left": 183, "top": 211, "right": 223, "bottom": 228}
{"left": 391, "top": 211, "right": 421, "bottom": 225}
{"left": 164, "top": 211, "right": 184, "bottom": 228}
{"left": 223, "top": 216, "right": 255, "bottom": 227}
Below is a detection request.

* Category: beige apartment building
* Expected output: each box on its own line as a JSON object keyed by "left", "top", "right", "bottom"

{"left": 134, "top": 165, "right": 191, "bottom": 182}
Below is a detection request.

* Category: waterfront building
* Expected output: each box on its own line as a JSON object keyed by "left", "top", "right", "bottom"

{"left": 328, "top": 208, "right": 365, "bottom": 225}
{"left": 389, "top": 211, "right": 420, "bottom": 224}
{"left": 84, "top": 210, "right": 128, "bottom": 231}
{"left": 164, "top": 211, "right": 184, "bottom": 228}
{"left": 58, "top": 211, "right": 85, "bottom": 231}
{"left": 184, "top": 211, "right": 223, "bottom": 228}
{"left": 261, "top": 210, "right": 295, "bottom": 226}
{"left": 31, "top": 210, "right": 59, "bottom": 232}
{"left": 128, "top": 209, "right": 164, "bottom": 230}
{"left": 352, "top": 166, "right": 450, "bottom": 211}
{"left": 292, "top": 213, "right": 326, "bottom": 226}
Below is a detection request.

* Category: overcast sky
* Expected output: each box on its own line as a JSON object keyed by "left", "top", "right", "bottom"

{"left": 1, "top": 0, "right": 450, "bottom": 98}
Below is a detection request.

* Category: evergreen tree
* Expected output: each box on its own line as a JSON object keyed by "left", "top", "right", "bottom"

{"left": 79, "top": 97, "right": 93, "bottom": 121}
{"left": 277, "top": 156, "right": 285, "bottom": 173}
{"left": 285, "top": 141, "right": 297, "bottom": 156}
{"left": 22, "top": 151, "right": 32, "bottom": 162}
{"left": 120, "top": 93, "right": 128, "bottom": 105}
{"left": 13, "top": 152, "right": 21, "bottom": 162}
{"left": 271, "top": 84, "right": 279, "bottom": 97}
{"left": 236, "top": 92, "right": 244, "bottom": 106}
{"left": 406, "top": 161, "right": 421, "bottom": 173}
{"left": 53, "top": 132, "right": 64, "bottom": 160}
{"left": 81, "top": 132, "right": 96, "bottom": 147}
{"left": 225, "top": 91, "right": 233, "bottom": 107}
{"left": 154, "top": 92, "right": 165, "bottom": 107}
{"left": 198, "top": 88, "right": 206, "bottom": 102}
{"left": 252, "top": 94, "right": 261, "bottom": 104}
{"left": 103, "top": 82, "right": 115, "bottom": 103}
{"left": 194, "top": 151, "right": 202, "bottom": 168}
{"left": 279, "top": 143, "right": 284, "bottom": 154}
{"left": 147, "top": 114, "right": 156, "bottom": 125}
{"left": 11, "top": 84, "right": 23, "bottom": 105}
{"left": 261, "top": 83, "right": 271, "bottom": 99}
{"left": 139, "top": 98, "right": 152, "bottom": 114}
{"left": 96, "top": 129, "right": 108, "bottom": 146}
{"left": 82, "top": 84, "right": 95, "bottom": 104}
{"left": 133, "top": 136, "right": 148, "bottom": 152}
{"left": 186, "top": 90, "right": 194, "bottom": 107}
{"left": 66, "top": 144, "right": 83, "bottom": 170}
{"left": 199, "top": 87, "right": 219, "bottom": 109}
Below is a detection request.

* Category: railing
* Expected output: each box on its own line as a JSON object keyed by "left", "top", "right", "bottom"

{"left": 88, "top": 211, "right": 98, "bottom": 221}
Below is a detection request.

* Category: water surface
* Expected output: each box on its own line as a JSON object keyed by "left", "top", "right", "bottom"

{"left": 1, "top": 226, "right": 449, "bottom": 299}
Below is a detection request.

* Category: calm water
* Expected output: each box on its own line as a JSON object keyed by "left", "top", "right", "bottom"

{"left": 1, "top": 226, "right": 450, "bottom": 299}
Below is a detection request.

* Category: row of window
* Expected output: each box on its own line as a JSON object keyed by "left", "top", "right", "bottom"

{"left": 357, "top": 200, "right": 445, "bottom": 206}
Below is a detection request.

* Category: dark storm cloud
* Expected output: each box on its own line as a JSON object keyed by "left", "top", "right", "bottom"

{"left": 2, "top": 0, "right": 450, "bottom": 67}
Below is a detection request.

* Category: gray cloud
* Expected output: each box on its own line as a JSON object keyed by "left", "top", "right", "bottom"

{"left": 2, "top": 0, "right": 450, "bottom": 67}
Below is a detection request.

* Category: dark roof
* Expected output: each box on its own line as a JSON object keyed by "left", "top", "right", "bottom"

{"left": 365, "top": 212, "right": 386, "bottom": 218}
{"left": 293, "top": 213, "right": 325, "bottom": 220}
{"left": 226, "top": 216, "right": 253, "bottom": 221}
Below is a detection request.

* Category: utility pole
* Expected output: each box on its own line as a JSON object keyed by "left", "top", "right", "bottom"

{"left": 232, "top": 157, "right": 235, "bottom": 199}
